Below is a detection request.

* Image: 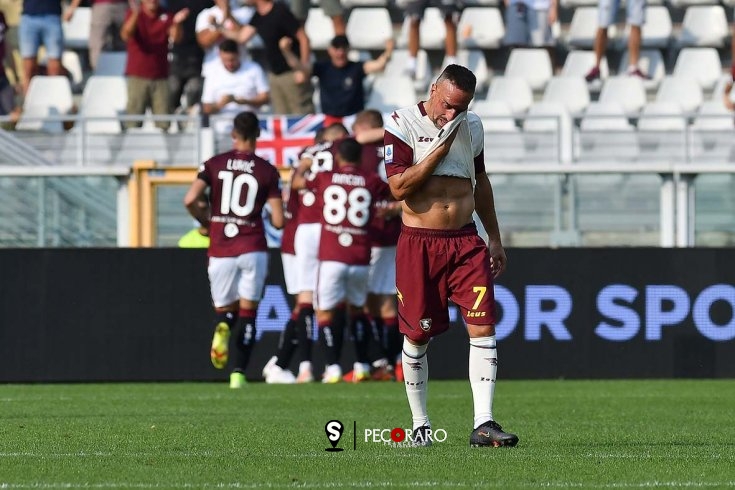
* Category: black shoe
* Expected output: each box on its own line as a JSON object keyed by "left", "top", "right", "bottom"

{"left": 410, "top": 425, "right": 432, "bottom": 447}
{"left": 469, "top": 420, "right": 518, "bottom": 448}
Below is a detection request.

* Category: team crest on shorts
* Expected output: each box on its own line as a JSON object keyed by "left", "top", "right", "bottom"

{"left": 419, "top": 318, "right": 432, "bottom": 331}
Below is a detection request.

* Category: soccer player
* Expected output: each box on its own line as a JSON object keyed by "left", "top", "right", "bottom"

{"left": 184, "top": 111, "right": 284, "bottom": 389}
{"left": 383, "top": 65, "right": 519, "bottom": 447}
{"left": 291, "top": 138, "right": 389, "bottom": 384}
{"left": 262, "top": 123, "right": 349, "bottom": 384}
{"left": 342, "top": 109, "right": 403, "bottom": 383}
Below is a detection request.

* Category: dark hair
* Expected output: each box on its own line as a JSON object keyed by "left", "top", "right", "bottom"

{"left": 436, "top": 64, "right": 476, "bottom": 96}
{"left": 337, "top": 138, "right": 362, "bottom": 165}
{"left": 323, "top": 122, "right": 349, "bottom": 141}
{"left": 219, "top": 39, "right": 239, "bottom": 54}
{"left": 354, "top": 109, "right": 383, "bottom": 129}
{"left": 233, "top": 111, "right": 260, "bottom": 141}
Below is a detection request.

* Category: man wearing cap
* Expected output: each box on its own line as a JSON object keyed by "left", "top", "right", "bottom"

{"left": 312, "top": 34, "right": 394, "bottom": 126}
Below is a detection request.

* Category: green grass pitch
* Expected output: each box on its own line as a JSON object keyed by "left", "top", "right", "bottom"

{"left": 0, "top": 379, "right": 733, "bottom": 489}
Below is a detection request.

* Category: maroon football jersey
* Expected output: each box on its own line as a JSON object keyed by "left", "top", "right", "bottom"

{"left": 296, "top": 139, "right": 340, "bottom": 225}
{"left": 280, "top": 183, "right": 299, "bottom": 255}
{"left": 361, "top": 140, "right": 401, "bottom": 247}
{"left": 308, "top": 164, "right": 388, "bottom": 265}
{"left": 197, "top": 149, "right": 282, "bottom": 257}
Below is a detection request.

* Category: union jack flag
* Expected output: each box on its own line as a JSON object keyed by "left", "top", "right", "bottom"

{"left": 256, "top": 114, "right": 325, "bottom": 168}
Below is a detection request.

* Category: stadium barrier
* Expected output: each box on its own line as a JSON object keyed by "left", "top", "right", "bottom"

{"left": 0, "top": 248, "right": 733, "bottom": 383}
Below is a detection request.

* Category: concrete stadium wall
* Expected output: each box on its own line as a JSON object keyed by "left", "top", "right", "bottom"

{"left": 0, "top": 248, "right": 733, "bottom": 383}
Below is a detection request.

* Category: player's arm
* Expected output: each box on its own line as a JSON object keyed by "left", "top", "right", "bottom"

{"left": 386, "top": 126, "right": 458, "bottom": 201}
{"left": 183, "top": 178, "right": 211, "bottom": 228}
{"left": 475, "top": 171, "right": 506, "bottom": 278}
{"left": 354, "top": 128, "right": 384, "bottom": 144}
{"left": 290, "top": 156, "right": 312, "bottom": 190}
{"left": 267, "top": 196, "right": 285, "bottom": 229}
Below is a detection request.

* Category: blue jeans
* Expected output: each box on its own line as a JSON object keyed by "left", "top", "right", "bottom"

{"left": 19, "top": 14, "right": 63, "bottom": 59}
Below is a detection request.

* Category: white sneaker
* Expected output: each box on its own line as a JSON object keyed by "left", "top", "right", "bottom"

{"left": 265, "top": 365, "right": 296, "bottom": 384}
{"left": 262, "top": 355, "right": 277, "bottom": 379}
{"left": 296, "top": 361, "right": 314, "bottom": 383}
{"left": 322, "top": 364, "right": 342, "bottom": 384}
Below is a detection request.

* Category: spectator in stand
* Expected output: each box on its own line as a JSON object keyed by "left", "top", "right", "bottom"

{"left": 289, "top": 0, "right": 344, "bottom": 36}
{"left": 223, "top": 0, "right": 314, "bottom": 115}
{"left": 200, "top": 38, "right": 269, "bottom": 133}
{"left": 64, "top": 0, "right": 128, "bottom": 70}
{"left": 585, "top": 0, "right": 646, "bottom": 82}
{"left": 184, "top": 110, "right": 284, "bottom": 389}
{"left": 120, "top": 0, "right": 189, "bottom": 131}
{"left": 195, "top": 0, "right": 252, "bottom": 83}
{"left": 0, "top": 11, "right": 21, "bottom": 125}
{"left": 167, "top": 0, "right": 211, "bottom": 117}
{"left": 300, "top": 34, "right": 394, "bottom": 126}
{"left": 18, "top": 0, "right": 69, "bottom": 94}
{"left": 398, "top": 0, "right": 463, "bottom": 79}
{"left": 0, "top": 0, "right": 22, "bottom": 82}
{"left": 291, "top": 138, "right": 389, "bottom": 384}
{"left": 503, "top": 0, "right": 558, "bottom": 68}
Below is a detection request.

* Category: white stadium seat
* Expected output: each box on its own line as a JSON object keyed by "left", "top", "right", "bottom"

{"left": 305, "top": 8, "right": 335, "bottom": 50}
{"left": 617, "top": 49, "right": 665, "bottom": 92}
{"left": 16, "top": 76, "right": 74, "bottom": 133}
{"left": 80, "top": 76, "right": 128, "bottom": 134}
{"left": 458, "top": 7, "right": 505, "bottom": 49}
{"left": 673, "top": 48, "right": 722, "bottom": 92}
{"left": 345, "top": 8, "right": 393, "bottom": 50}
{"left": 542, "top": 76, "right": 591, "bottom": 115}
{"left": 486, "top": 76, "right": 533, "bottom": 115}
{"left": 504, "top": 48, "right": 554, "bottom": 92}
{"left": 677, "top": 5, "right": 729, "bottom": 48}
{"left": 599, "top": 76, "right": 647, "bottom": 115}
{"left": 655, "top": 76, "right": 703, "bottom": 113}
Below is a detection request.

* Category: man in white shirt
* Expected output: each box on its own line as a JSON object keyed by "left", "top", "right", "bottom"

{"left": 195, "top": 0, "right": 254, "bottom": 80}
{"left": 201, "top": 39, "right": 269, "bottom": 133}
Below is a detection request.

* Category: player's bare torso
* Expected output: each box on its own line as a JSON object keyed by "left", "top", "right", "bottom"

{"left": 400, "top": 175, "right": 475, "bottom": 230}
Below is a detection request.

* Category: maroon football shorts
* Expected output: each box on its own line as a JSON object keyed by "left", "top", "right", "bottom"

{"left": 395, "top": 223, "right": 496, "bottom": 343}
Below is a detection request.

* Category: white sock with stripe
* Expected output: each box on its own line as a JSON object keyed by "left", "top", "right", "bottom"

{"left": 402, "top": 338, "right": 429, "bottom": 430}
{"left": 469, "top": 336, "right": 497, "bottom": 429}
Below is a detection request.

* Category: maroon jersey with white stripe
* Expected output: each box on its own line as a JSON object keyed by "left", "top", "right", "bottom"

{"left": 361, "top": 140, "right": 401, "bottom": 247}
{"left": 197, "top": 149, "right": 282, "bottom": 257}
{"left": 307, "top": 165, "right": 388, "bottom": 265}
{"left": 296, "top": 139, "right": 340, "bottom": 225}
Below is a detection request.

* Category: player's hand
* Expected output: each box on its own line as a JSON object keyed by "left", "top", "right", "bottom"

{"left": 429, "top": 124, "right": 459, "bottom": 160}
{"left": 488, "top": 241, "right": 507, "bottom": 278}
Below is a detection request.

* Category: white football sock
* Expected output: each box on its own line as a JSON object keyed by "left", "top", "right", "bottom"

{"left": 402, "top": 338, "right": 429, "bottom": 430}
{"left": 469, "top": 336, "right": 497, "bottom": 429}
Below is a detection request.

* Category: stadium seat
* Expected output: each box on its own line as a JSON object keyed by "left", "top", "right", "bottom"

{"left": 305, "top": 8, "right": 335, "bottom": 50}
{"left": 62, "top": 6, "right": 91, "bottom": 50}
{"left": 523, "top": 102, "right": 573, "bottom": 163}
{"left": 559, "top": 0, "right": 597, "bottom": 7}
{"left": 598, "top": 77, "right": 647, "bottom": 115}
{"left": 366, "top": 74, "right": 418, "bottom": 113}
{"left": 397, "top": 7, "right": 447, "bottom": 50}
{"left": 504, "top": 48, "right": 553, "bottom": 92}
{"left": 341, "top": 0, "right": 387, "bottom": 6}
{"left": 486, "top": 76, "right": 533, "bottom": 115}
{"left": 383, "top": 49, "right": 432, "bottom": 92}
{"left": 561, "top": 50, "right": 609, "bottom": 93}
{"left": 450, "top": 49, "right": 490, "bottom": 92}
{"left": 567, "top": 8, "right": 615, "bottom": 50}
{"left": 80, "top": 76, "right": 128, "bottom": 134}
{"left": 672, "top": 48, "right": 722, "bottom": 92}
{"left": 345, "top": 8, "right": 393, "bottom": 50}
{"left": 472, "top": 100, "right": 526, "bottom": 164}
{"left": 94, "top": 51, "right": 127, "bottom": 76}
{"left": 655, "top": 76, "right": 703, "bottom": 113}
{"left": 636, "top": 102, "right": 687, "bottom": 162}
{"left": 38, "top": 50, "right": 84, "bottom": 90}
{"left": 16, "top": 76, "right": 74, "bottom": 133}
{"left": 617, "top": 49, "right": 665, "bottom": 92}
{"left": 457, "top": 7, "right": 505, "bottom": 49}
{"left": 690, "top": 101, "right": 735, "bottom": 162}
{"left": 578, "top": 102, "right": 639, "bottom": 162}
{"left": 625, "top": 6, "right": 672, "bottom": 49}
{"left": 668, "top": 0, "right": 722, "bottom": 8}
{"left": 676, "top": 5, "right": 729, "bottom": 48}
{"left": 542, "top": 76, "right": 591, "bottom": 115}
